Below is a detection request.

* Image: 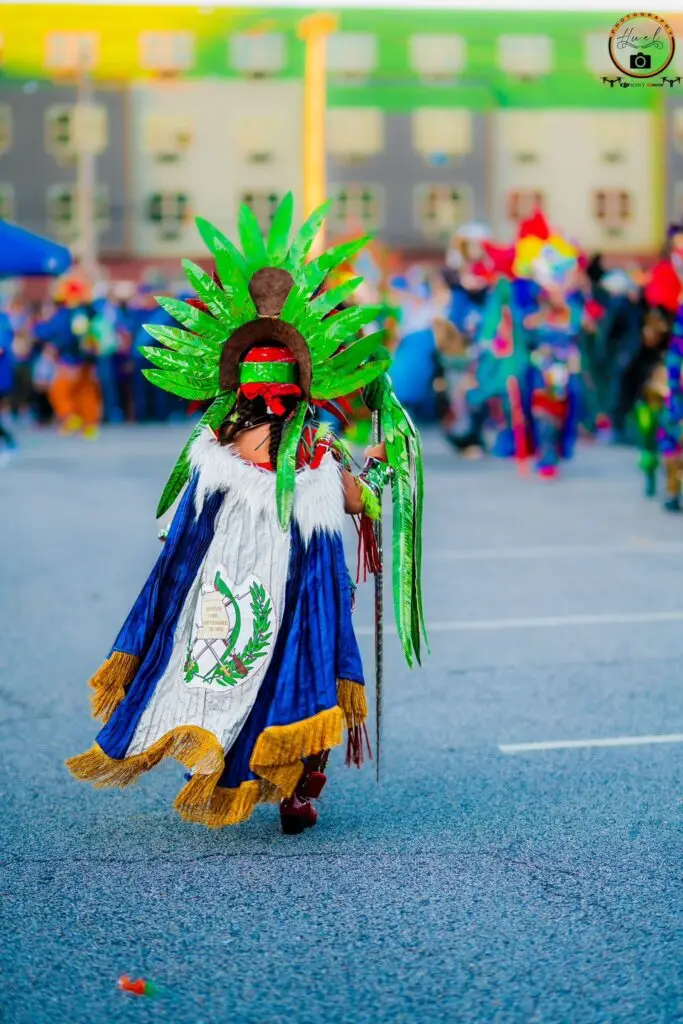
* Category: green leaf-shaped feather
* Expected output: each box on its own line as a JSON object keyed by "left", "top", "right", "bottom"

{"left": 308, "top": 305, "right": 385, "bottom": 361}
{"left": 275, "top": 402, "right": 307, "bottom": 530}
{"left": 195, "top": 216, "right": 249, "bottom": 285}
{"left": 155, "top": 296, "right": 228, "bottom": 343}
{"left": 182, "top": 258, "right": 255, "bottom": 327}
{"left": 156, "top": 393, "right": 236, "bottom": 518}
{"left": 311, "top": 358, "right": 390, "bottom": 400}
{"left": 307, "top": 277, "right": 363, "bottom": 320}
{"left": 321, "top": 332, "right": 388, "bottom": 379}
{"left": 237, "top": 203, "right": 269, "bottom": 271}
{"left": 300, "top": 235, "right": 372, "bottom": 294}
{"left": 143, "top": 323, "right": 222, "bottom": 359}
{"left": 139, "top": 345, "right": 220, "bottom": 379}
{"left": 142, "top": 368, "right": 221, "bottom": 402}
{"left": 383, "top": 402, "right": 416, "bottom": 667}
{"left": 267, "top": 192, "right": 295, "bottom": 265}
{"left": 286, "top": 201, "right": 331, "bottom": 272}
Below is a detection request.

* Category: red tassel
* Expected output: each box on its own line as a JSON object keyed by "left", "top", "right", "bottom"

{"left": 356, "top": 514, "right": 381, "bottom": 584}
{"left": 345, "top": 723, "right": 373, "bottom": 768}
{"left": 312, "top": 399, "right": 350, "bottom": 427}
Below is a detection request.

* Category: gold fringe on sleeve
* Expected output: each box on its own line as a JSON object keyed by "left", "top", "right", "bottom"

{"left": 66, "top": 677, "right": 369, "bottom": 829}
{"left": 88, "top": 651, "right": 140, "bottom": 724}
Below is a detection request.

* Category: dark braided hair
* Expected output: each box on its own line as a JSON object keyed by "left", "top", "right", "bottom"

{"left": 217, "top": 393, "right": 303, "bottom": 468}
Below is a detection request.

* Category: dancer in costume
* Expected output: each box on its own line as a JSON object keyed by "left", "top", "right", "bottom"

{"left": 512, "top": 214, "right": 582, "bottom": 478}
{"left": 656, "top": 308, "right": 683, "bottom": 511}
{"left": 67, "top": 196, "right": 426, "bottom": 833}
{"left": 634, "top": 226, "right": 682, "bottom": 502}
{"left": 35, "top": 275, "right": 102, "bottom": 437}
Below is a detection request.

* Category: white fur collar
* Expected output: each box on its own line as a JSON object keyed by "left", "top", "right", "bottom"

{"left": 189, "top": 428, "right": 345, "bottom": 543}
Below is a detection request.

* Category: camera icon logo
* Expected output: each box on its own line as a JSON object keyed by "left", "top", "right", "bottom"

{"left": 630, "top": 53, "right": 652, "bottom": 70}
{"left": 608, "top": 13, "right": 675, "bottom": 79}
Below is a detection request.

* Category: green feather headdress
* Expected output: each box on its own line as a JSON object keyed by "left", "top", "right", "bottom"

{"left": 142, "top": 193, "right": 427, "bottom": 667}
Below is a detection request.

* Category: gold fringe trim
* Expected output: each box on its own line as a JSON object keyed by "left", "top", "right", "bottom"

{"left": 175, "top": 779, "right": 280, "bottom": 829}
{"left": 250, "top": 706, "right": 345, "bottom": 796}
{"left": 88, "top": 651, "right": 140, "bottom": 724}
{"left": 66, "top": 678, "right": 369, "bottom": 828}
{"left": 65, "top": 725, "right": 224, "bottom": 790}
{"left": 336, "top": 678, "right": 368, "bottom": 729}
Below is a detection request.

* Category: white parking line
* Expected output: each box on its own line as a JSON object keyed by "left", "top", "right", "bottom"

{"left": 499, "top": 734, "right": 683, "bottom": 754}
{"left": 355, "top": 610, "right": 683, "bottom": 636}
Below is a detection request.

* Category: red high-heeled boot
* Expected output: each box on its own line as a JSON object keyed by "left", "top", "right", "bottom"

{"left": 279, "top": 792, "right": 318, "bottom": 835}
{"left": 300, "top": 770, "right": 327, "bottom": 799}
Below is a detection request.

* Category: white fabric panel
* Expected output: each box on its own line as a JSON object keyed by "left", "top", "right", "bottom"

{"left": 126, "top": 438, "right": 346, "bottom": 758}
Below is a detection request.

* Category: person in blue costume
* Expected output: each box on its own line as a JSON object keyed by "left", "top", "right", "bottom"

{"left": 34, "top": 275, "right": 102, "bottom": 436}
{"left": 388, "top": 267, "right": 447, "bottom": 422}
{"left": 436, "top": 224, "right": 496, "bottom": 455}
{"left": 0, "top": 307, "right": 17, "bottom": 461}
{"left": 523, "top": 290, "right": 582, "bottom": 478}
{"left": 66, "top": 197, "right": 427, "bottom": 835}
{"left": 656, "top": 307, "right": 683, "bottom": 511}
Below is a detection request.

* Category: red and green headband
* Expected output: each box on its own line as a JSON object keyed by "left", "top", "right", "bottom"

{"left": 238, "top": 345, "right": 302, "bottom": 415}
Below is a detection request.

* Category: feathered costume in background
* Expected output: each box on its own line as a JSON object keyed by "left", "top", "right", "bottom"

{"left": 474, "top": 212, "right": 582, "bottom": 473}
{"left": 67, "top": 195, "right": 426, "bottom": 827}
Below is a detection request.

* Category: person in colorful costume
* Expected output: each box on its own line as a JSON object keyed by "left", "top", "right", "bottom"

{"left": 441, "top": 237, "right": 519, "bottom": 457}
{"left": 504, "top": 213, "right": 582, "bottom": 477}
{"left": 67, "top": 196, "right": 427, "bottom": 834}
{"left": 634, "top": 226, "right": 683, "bottom": 502}
{"left": 35, "top": 275, "right": 102, "bottom": 437}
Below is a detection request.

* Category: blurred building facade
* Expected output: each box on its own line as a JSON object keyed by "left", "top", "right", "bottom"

{"left": 0, "top": 5, "right": 681, "bottom": 267}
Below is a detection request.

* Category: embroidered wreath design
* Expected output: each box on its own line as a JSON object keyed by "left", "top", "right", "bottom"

{"left": 183, "top": 573, "right": 273, "bottom": 688}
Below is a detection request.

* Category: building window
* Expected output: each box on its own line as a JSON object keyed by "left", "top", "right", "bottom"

{"left": 45, "top": 106, "right": 76, "bottom": 163}
{"left": 594, "top": 116, "right": 628, "bottom": 164}
{"left": 594, "top": 189, "right": 631, "bottom": 235}
{"left": 45, "top": 31, "right": 99, "bottom": 72}
{"left": 139, "top": 32, "right": 195, "bottom": 73}
{"left": 502, "top": 112, "right": 542, "bottom": 165}
{"left": 497, "top": 35, "right": 553, "bottom": 77}
{"left": 409, "top": 34, "right": 466, "bottom": 83}
{"left": 229, "top": 33, "right": 286, "bottom": 77}
{"left": 328, "top": 33, "right": 377, "bottom": 82}
{"left": 45, "top": 104, "right": 107, "bottom": 163}
{"left": 585, "top": 33, "right": 613, "bottom": 75}
{"left": 328, "top": 185, "right": 383, "bottom": 234}
{"left": 0, "top": 184, "right": 15, "bottom": 221}
{"left": 47, "top": 184, "right": 109, "bottom": 243}
{"left": 412, "top": 109, "right": 472, "bottom": 164}
{"left": 672, "top": 108, "right": 683, "bottom": 155}
{"left": 0, "top": 105, "right": 12, "bottom": 155}
{"left": 415, "top": 184, "right": 473, "bottom": 240}
{"left": 240, "top": 191, "right": 282, "bottom": 233}
{"left": 327, "top": 108, "right": 383, "bottom": 163}
{"left": 237, "top": 116, "right": 278, "bottom": 165}
{"left": 147, "top": 191, "right": 190, "bottom": 240}
{"left": 674, "top": 182, "right": 683, "bottom": 222}
{"left": 143, "top": 114, "right": 193, "bottom": 163}
{"left": 507, "top": 189, "right": 545, "bottom": 222}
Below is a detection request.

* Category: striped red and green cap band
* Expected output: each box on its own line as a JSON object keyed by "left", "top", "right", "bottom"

{"left": 239, "top": 345, "right": 299, "bottom": 385}
{"left": 239, "top": 362, "right": 298, "bottom": 384}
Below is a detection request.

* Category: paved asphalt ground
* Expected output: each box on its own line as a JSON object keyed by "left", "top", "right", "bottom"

{"left": 2, "top": 425, "right": 682, "bottom": 1024}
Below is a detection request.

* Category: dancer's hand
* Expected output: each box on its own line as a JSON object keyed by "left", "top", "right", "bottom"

{"left": 364, "top": 442, "right": 387, "bottom": 462}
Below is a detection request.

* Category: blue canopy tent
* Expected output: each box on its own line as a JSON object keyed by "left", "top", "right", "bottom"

{"left": 0, "top": 221, "right": 72, "bottom": 277}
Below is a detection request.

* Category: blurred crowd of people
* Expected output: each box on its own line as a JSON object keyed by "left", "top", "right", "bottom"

{"left": 2, "top": 216, "right": 683, "bottom": 511}
{"left": 0, "top": 274, "right": 193, "bottom": 457}
{"left": 381, "top": 215, "right": 683, "bottom": 508}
